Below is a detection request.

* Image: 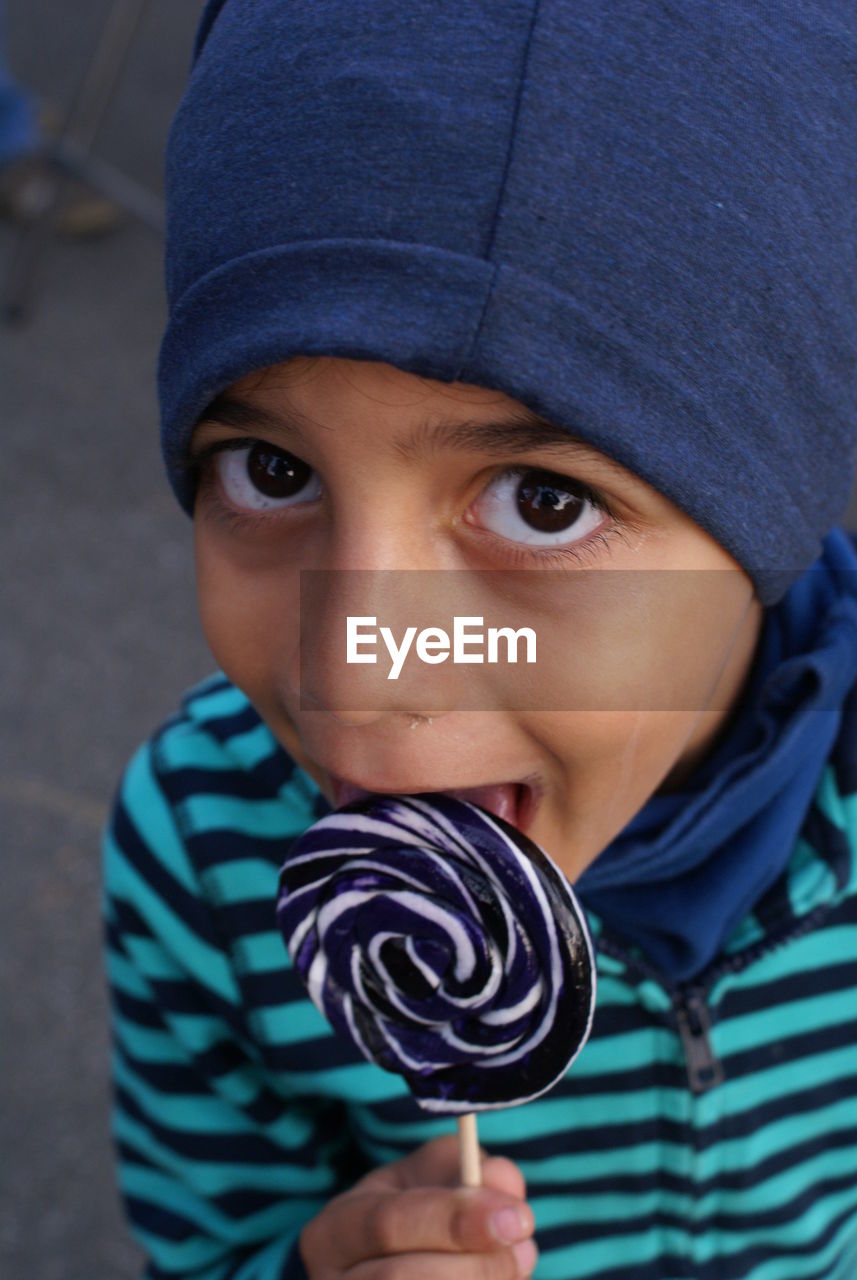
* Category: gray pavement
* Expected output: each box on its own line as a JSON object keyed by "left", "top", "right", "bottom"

{"left": 3, "top": 4, "right": 207, "bottom": 1278}
{"left": 2, "top": 5, "right": 857, "bottom": 1278}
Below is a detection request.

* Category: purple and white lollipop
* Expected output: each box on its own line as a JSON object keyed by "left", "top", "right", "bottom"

{"left": 276, "top": 792, "right": 596, "bottom": 1115}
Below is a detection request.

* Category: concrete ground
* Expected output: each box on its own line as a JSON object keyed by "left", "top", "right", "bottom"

{"left": 2, "top": 3, "right": 208, "bottom": 1277}
{"left": 2, "top": 4, "right": 856, "bottom": 1278}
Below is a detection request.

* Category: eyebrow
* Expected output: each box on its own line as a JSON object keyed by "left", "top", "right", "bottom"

{"left": 196, "top": 394, "right": 631, "bottom": 481}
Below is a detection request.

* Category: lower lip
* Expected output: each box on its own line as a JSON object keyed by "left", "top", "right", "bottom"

{"left": 328, "top": 777, "right": 539, "bottom": 835}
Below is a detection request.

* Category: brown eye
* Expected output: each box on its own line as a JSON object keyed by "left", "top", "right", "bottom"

{"left": 214, "top": 441, "right": 322, "bottom": 511}
{"left": 247, "top": 443, "right": 313, "bottom": 499}
{"left": 517, "top": 470, "right": 587, "bottom": 534}
{"left": 471, "top": 466, "right": 604, "bottom": 548}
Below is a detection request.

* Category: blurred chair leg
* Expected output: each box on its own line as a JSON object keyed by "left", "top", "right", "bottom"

{"left": 3, "top": 0, "right": 159, "bottom": 324}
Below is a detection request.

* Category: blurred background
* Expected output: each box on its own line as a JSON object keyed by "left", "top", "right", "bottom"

{"left": 1, "top": 2, "right": 208, "bottom": 1277}
{"left": 1, "top": 3, "right": 856, "bottom": 1278}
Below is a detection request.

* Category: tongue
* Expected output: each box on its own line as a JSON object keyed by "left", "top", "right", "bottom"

{"left": 443, "top": 784, "right": 519, "bottom": 825}
{"left": 334, "top": 781, "right": 519, "bottom": 826}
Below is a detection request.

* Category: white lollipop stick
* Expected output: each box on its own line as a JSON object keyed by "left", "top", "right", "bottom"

{"left": 458, "top": 1113, "right": 481, "bottom": 1187}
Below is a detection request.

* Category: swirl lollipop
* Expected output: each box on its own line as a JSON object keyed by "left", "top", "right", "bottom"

{"left": 277, "top": 792, "right": 596, "bottom": 1183}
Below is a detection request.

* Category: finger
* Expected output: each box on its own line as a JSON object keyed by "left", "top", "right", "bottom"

{"left": 346, "top": 1239, "right": 539, "bottom": 1280}
{"left": 481, "top": 1155, "right": 527, "bottom": 1201}
{"left": 361, "top": 1135, "right": 527, "bottom": 1200}
{"left": 310, "top": 1185, "right": 535, "bottom": 1270}
{"left": 360, "top": 1134, "right": 465, "bottom": 1192}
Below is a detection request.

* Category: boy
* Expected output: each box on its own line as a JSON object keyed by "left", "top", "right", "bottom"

{"left": 104, "top": 2, "right": 857, "bottom": 1277}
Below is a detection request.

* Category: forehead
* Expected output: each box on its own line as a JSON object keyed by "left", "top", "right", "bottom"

{"left": 203, "top": 357, "right": 652, "bottom": 490}
{"left": 230, "top": 356, "right": 521, "bottom": 415}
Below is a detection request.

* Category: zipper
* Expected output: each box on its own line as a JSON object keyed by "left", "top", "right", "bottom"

{"left": 596, "top": 901, "right": 833, "bottom": 1095}
{"left": 674, "top": 990, "right": 724, "bottom": 1094}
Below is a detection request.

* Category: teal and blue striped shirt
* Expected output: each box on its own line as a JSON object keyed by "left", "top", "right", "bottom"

{"left": 103, "top": 673, "right": 857, "bottom": 1279}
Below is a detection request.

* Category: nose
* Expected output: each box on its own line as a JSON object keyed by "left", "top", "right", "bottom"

{"left": 298, "top": 535, "right": 467, "bottom": 724}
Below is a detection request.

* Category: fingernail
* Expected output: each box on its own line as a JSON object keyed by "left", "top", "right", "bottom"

{"left": 513, "top": 1237, "right": 538, "bottom": 1275}
{"left": 490, "top": 1206, "right": 531, "bottom": 1244}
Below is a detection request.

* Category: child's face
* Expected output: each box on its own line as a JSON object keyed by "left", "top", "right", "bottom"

{"left": 190, "top": 357, "right": 762, "bottom": 882}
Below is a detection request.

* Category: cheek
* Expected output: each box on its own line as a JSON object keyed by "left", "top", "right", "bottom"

{"left": 517, "top": 576, "right": 757, "bottom": 876}
{"left": 521, "top": 708, "right": 705, "bottom": 881}
{"left": 193, "top": 535, "right": 301, "bottom": 696}
{"left": 529, "top": 709, "right": 697, "bottom": 794}
{"left": 520, "top": 568, "right": 754, "bottom": 714}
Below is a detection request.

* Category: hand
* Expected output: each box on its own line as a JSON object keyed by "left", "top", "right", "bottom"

{"left": 299, "top": 1133, "right": 538, "bottom": 1278}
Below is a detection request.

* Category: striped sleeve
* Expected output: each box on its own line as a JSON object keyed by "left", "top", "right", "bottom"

{"left": 102, "top": 734, "right": 350, "bottom": 1279}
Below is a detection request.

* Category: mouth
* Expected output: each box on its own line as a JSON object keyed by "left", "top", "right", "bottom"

{"left": 327, "top": 774, "right": 541, "bottom": 836}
